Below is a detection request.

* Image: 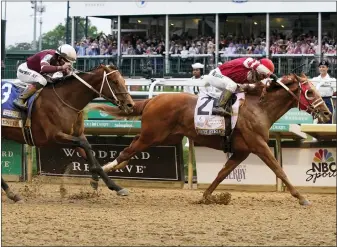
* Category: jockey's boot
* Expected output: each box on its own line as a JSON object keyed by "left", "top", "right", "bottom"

{"left": 13, "top": 82, "right": 43, "bottom": 111}
{"left": 212, "top": 90, "right": 233, "bottom": 117}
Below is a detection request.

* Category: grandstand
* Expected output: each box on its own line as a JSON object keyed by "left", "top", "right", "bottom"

{"left": 68, "top": 1, "right": 336, "bottom": 78}
{"left": 3, "top": 2, "right": 336, "bottom": 79}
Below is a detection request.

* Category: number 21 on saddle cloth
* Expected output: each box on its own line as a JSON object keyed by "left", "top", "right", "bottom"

{"left": 193, "top": 91, "right": 245, "bottom": 136}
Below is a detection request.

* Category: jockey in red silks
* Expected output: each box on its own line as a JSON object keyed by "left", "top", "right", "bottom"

{"left": 202, "top": 57, "right": 278, "bottom": 116}
{"left": 13, "top": 44, "right": 77, "bottom": 110}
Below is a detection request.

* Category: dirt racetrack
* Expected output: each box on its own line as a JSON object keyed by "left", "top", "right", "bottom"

{"left": 2, "top": 179, "right": 336, "bottom": 246}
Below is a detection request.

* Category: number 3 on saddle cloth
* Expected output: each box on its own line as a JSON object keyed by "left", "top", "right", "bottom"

{"left": 194, "top": 90, "right": 245, "bottom": 153}
{"left": 1, "top": 81, "right": 41, "bottom": 145}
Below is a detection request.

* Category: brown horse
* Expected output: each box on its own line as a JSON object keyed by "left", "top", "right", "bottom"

{"left": 87, "top": 73, "right": 332, "bottom": 206}
{"left": 1, "top": 64, "right": 134, "bottom": 202}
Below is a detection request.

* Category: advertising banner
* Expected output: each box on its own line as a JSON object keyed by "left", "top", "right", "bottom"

{"left": 195, "top": 142, "right": 277, "bottom": 188}
{"left": 1, "top": 139, "right": 24, "bottom": 178}
{"left": 282, "top": 144, "right": 336, "bottom": 187}
{"left": 37, "top": 136, "right": 184, "bottom": 182}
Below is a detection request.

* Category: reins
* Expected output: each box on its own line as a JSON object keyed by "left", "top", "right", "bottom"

{"left": 52, "top": 65, "right": 128, "bottom": 112}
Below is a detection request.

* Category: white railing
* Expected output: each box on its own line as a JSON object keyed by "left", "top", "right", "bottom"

{"left": 3, "top": 77, "right": 336, "bottom": 100}
{"left": 75, "top": 53, "right": 337, "bottom": 59}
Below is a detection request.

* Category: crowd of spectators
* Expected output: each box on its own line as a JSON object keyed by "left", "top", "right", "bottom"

{"left": 74, "top": 33, "right": 118, "bottom": 56}
{"left": 74, "top": 31, "right": 336, "bottom": 57}
{"left": 269, "top": 31, "right": 336, "bottom": 55}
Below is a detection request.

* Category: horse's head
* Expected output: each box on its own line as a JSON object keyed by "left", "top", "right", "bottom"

{"left": 279, "top": 73, "right": 332, "bottom": 123}
{"left": 94, "top": 64, "right": 134, "bottom": 114}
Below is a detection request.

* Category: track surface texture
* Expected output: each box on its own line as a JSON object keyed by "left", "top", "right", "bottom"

{"left": 2, "top": 179, "right": 336, "bottom": 246}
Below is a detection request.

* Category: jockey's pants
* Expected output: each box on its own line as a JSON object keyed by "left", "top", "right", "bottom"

{"left": 204, "top": 68, "right": 238, "bottom": 93}
{"left": 17, "top": 62, "right": 47, "bottom": 86}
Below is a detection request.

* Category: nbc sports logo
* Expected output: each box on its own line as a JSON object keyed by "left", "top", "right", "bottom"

{"left": 135, "top": 0, "right": 147, "bottom": 8}
{"left": 306, "top": 149, "right": 336, "bottom": 183}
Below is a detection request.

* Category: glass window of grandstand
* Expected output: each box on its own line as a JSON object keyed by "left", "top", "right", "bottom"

{"left": 218, "top": 14, "right": 266, "bottom": 62}
{"left": 322, "top": 13, "right": 336, "bottom": 77}
{"left": 120, "top": 15, "right": 166, "bottom": 77}
{"left": 169, "top": 15, "right": 215, "bottom": 75}
{"left": 269, "top": 14, "right": 318, "bottom": 76}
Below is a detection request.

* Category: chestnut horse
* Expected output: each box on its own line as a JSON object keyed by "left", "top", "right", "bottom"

{"left": 88, "top": 73, "right": 332, "bottom": 206}
{"left": 1, "top": 64, "right": 134, "bottom": 202}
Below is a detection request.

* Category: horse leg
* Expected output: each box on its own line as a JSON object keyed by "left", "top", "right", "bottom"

{"left": 103, "top": 134, "right": 184, "bottom": 172}
{"left": 55, "top": 132, "right": 128, "bottom": 196}
{"left": 72, "top": 113, "right": 100, "bottom": 190}
{"left": 75, "top": 147, "right": 99, "bottom": 190}
{"left": 255, "top": 142, "right": 310, "bottom": 206}
{"left": 1, "top": 177, "right": 22, "bottom": 203}
{"left": 203, "top": 152, "right": 250, "bottom": 200}
{"left": 102, "top": 134, "right": 151, "bottom": 173}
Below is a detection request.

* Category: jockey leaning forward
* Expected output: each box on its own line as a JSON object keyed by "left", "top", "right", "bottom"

{"left": 201, "top": 57, "right": 278, "bottom": 116}
{"left": 13, "top": 44, "right": 77, "bottom": 110}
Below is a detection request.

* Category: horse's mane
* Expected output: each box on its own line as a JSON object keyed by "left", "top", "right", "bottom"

{"left": 241, "top": 75, "right": 300, "bottom": 102}
{"left": 48, "top": 64, "right": 119, "bottom": 86}
{"left": 240, "top": 82, "right": 266, "bottom": 96}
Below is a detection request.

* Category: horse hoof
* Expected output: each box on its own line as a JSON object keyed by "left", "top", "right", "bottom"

{"left": 90, "top": 180, "right": 99, "bottom": 190}
{"left": 116, "top": 188, "right": 129, "bottom": 196}
{"left": 300, "top": 199, "right": 312, "bottom": 206}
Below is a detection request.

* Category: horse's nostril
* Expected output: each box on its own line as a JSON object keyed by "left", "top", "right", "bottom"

{"left": 324, "top": 111, "right": 331, "bottom": 116}
{"left": 127, "top": 104, "right": 133, "bottom": 108}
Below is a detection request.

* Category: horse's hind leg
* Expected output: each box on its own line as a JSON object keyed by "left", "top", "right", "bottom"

{"left": 103, "top": 134, "right": 153, "bottom": 172}
{"left": 203, "top": 151, "right": 250, "bottom": 200}
{"left": 102, "top": 135, "right": 142, "bottom": 172}
{"left": 1, "top": 177, "right": 22, "bottom": 203}
{"left": 255, "top": 142, "right": 310, "bottom": 206}
{"left": 102, "top": 134, "right": 183, "bottom": 172}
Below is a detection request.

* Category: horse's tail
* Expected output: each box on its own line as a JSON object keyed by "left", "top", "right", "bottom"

{"left": 86, "top": 99, "right": 151, "bottom": 119}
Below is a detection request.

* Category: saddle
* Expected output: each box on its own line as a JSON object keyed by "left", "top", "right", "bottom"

{"left": 194, "top": 91, "right": 245, "bottom": 153}
{"left": 1, "top": 80, "right": 43, "bottom": 146}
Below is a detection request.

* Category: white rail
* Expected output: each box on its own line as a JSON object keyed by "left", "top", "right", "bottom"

{"left": 2, "top": 78, "right": 336, "bottom": 100}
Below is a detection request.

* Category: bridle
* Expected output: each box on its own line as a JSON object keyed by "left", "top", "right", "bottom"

{"left": 274, "top": 76, "right": 324, "bottom": 119}
{"left": 52, "top": 65, "right": 129, "bottom": 112}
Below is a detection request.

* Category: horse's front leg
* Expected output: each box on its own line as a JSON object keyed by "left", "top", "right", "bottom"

{"left": 254, "top": 141, "right": 310, "bottom": 206}
{"left": 55, "top": 132, "right": 129, "bottom": 196}
{"left": 75, "top": 146, "right": 99, "bottom": 190}
{"left": 72, "top": 113, "right": 100, "bottom": 190}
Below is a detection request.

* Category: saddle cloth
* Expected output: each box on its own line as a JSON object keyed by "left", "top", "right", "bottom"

{"left": 194, "top": 91, "right": 245, "bottom": 136}
{"left": 1, "top": 80, "right": 38, "bottom": 128}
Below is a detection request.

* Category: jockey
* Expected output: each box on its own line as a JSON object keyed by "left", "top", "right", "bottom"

{"left": 184, "top": 62, "right": 204, "bottom": 95}
{"left": 13, "top": 44, "right": 77, "bottom": 110}
{"left": 202, "top": 57, "right": 278, "bottom": 115}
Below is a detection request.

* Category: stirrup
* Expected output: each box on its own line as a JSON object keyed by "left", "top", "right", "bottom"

{"left": 212, "top": 107, "right": 232, "bottom": 117}
{"left": 13, "top": 99, "right": 28, "bottom": 110}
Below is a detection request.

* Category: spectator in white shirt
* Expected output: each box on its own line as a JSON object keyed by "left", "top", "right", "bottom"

{"left": 312, "top": 60, "right": 336, "bottom": 124}
{"left": 180, "top": 46, "right": 189, "bottom": 58}
{"left": 184, "top": 63, "right": 204, "bottom": 95}
{"left": 189, "top": 43, "right": 199, "bottom": 54}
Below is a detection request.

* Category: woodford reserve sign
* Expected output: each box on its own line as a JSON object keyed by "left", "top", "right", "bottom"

{"left": 37, "top": 136, "right": 184, "bottom": 182}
